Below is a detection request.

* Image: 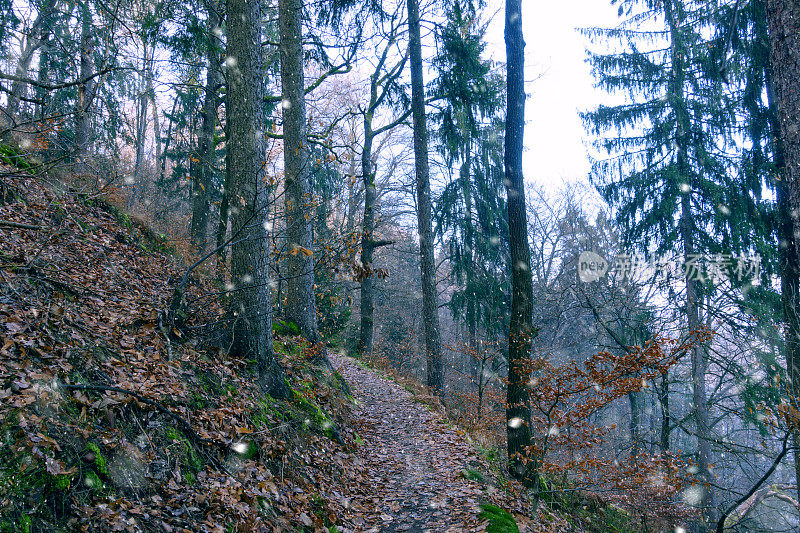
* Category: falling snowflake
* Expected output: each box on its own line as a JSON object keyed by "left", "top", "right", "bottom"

{"left": 682, "top": 484, "right": 705, "bottom": 506}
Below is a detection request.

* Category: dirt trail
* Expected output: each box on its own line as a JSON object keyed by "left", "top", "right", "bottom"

{"left": 331, "top": 353, "right": 489, "bottom": 532}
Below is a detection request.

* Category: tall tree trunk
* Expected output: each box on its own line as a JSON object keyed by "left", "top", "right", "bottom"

{"left": 665, "top": 0, "right": 712, "bottom": 525}
{"left": 147, "top": 66, "right": 161, "bottom": 182}
{"left": 7, "top": 0, "right": 57, "bottom": 119}
{"left": 226, "top": 0, "right": 289, "bottom": 399}
{"left": 628, "top": 390, "right": 641, "bottom": 459}
{"left": 359, "top": 117, "right": 376, "bottom": 356}
{"left": 279, "top": 0, "right": 321, "bottom": 343}
{"left": 74, "top": 1, "right": 93, "bottom": 168}
{"left": 774, "top": 101, "right": 800, "bottom": 524}
{"left": 215, "top": 155, "right": 230, "bottom": 275}
{"left": 461, "top": 155, "right": 479, "bottom": 383}
{"left": 345, "top": 153, "right": 359, "bottom": 234}
{"left": 160, "top": 97, "right": 178, "bottom": 184}
{"left": 504, "top": 0, "right": 535, "bottom": 482}
{"left": 682, "top": 196, "right": 713, "bottom": 530}
{"left": 658, "top": 370, "right": 671, "bottom": 453}
{"left": 36, "top": 19, "right": 51, "bottom": 122}
{"left": 764, "top": 0, "right": 800, "bottom": 507}
{"left": 7, "top": 40, "right": 36, "bottom": 118}
{"left": 215, "top": 114, "right": 231, "bottom": 281}
{"left": 191, "top": 0, "right": 222, "bottom": 254}
{"left": 407, "top": 0, "right": 443, "bottom": 396}
{"left": 134, "top": 44, "right": 148, "bottom": 184}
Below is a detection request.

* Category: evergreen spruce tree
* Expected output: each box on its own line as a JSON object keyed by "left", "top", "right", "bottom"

{"left": 763, "top": 0, "right": 800, "bottom": 507}
{"left": 190, "top": 0, "right": 223, "bottom": 254}
{"left": 432, "top": 0, "right": 509, "bottom": 356}
{"left": 226, "top": 0, "right": 289, "bottom": 399}
{"left": 74, "top": 1, "right": 94, "bottom": 167}
{"left": 407, "top": 0, "right": 444, "bottom": 396}
{"left": 280, "top": 0, "right": 324, "bottom": 345}
{"left": 308, "top": 145, "right": 352, "bottom": 339}
{"left": 582, "top": 0, "right": 758, "bottom": 524}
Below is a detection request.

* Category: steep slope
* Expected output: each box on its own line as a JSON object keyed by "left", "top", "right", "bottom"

{"left": 0, "top": 172, "right": 358, "bottom": 531}
{"left": 0, "top": 171, "right": 582, "bottom": 532}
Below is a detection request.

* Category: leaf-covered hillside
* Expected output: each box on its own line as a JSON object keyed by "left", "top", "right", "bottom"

{"left": 0, "top": 172, "right": 573, "bottom": 532}
{"left": 0, "top": 171, "right": 366, "bottom": 531}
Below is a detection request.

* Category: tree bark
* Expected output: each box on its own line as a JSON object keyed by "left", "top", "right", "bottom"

{"left": 74, "top": 1, "right": 94, "bottom": 168}
{"left": 407, "top": 0, "right": 444, "bottom": 396}
{"left": 359, "top": 116, "right": 376, "bottom": 356}
{"left": 764, "top": 0, "right": 800, "bottom": 507}
{"left": 683, "top": 209, "right": 713, "bottom": 527}
{"left": 7, "top": 0, "right": 57, "bottom": 119}
{"left": 279, "top": 0, "right": 321, "bottom": 344}
{"left": 134, "top": 48, "right": 148, "bottom": 186}
{"left": 191, "top": 0, "right": 222, "bottom": 254}
{"left": 147, "top": 65, "right": 161, "bottom": 185}
{"left": 226, "top": 0, "right": 289, "bottom": 399}
{"left": 628, "top": 390, "right": 641, "bottom": 458}
{"left": 765, "top": 0, "right": 800, "bottom": 508}
{"left": 36, "top": 13, "right": 52, "bottom": 122}
{"left": 504, "top": 0, "right": 535, "bottom": 482}
{"left": 664, "top": 0, "right": 713, "bottom": 526}
{"left": 658, "top": 370, "right": 671, "bottom": 453}
{"left": 345, "top": 154, "right": 359, "bottom": 234}
{"left": 461, "top": 155, "right": 479, "bottom": 384}
{"left": 215, "top": 153, "right": 230, "bottom": 276}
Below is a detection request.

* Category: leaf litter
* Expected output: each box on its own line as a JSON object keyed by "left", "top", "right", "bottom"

{"left": 0, "top": 172, "right": 568, "bottom": 531}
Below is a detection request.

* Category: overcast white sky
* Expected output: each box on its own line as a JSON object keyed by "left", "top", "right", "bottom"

{"left": 482, "top": 0, "right": 622, "bottom": 191}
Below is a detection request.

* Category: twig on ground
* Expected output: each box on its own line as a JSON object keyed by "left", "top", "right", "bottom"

{"left": 0, "top": 220, "right": 41, "bottom": 230}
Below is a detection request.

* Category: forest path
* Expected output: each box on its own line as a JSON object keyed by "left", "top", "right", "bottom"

{"left": 330, "top": 353, "right": 489, "bottom": 532}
